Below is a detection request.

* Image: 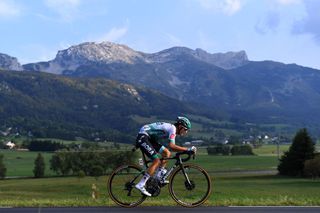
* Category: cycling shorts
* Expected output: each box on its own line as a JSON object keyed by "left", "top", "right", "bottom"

{"left": 135, "top": 134, "right": 165, "bottom": 160}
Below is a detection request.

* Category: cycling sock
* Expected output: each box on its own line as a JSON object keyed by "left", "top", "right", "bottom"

{"left": 137, "top": 173, "right": 150, "bottom": 186}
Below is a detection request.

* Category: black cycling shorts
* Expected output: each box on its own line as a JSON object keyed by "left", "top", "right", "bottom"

{"left": 136, "top": 134, "right": 163, "bottom": 160}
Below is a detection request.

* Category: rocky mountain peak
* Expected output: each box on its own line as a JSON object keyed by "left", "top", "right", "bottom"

{"left": 55, "top": 41, "right": 144, "bottom": 64}
{"left": 0, "top": 53, "right": 23, "bottom": 71}
{"left": 146, "top": 47, "right": 249, "bottom": 69}
{"left": 22, "top": 41, "right": 250, "bottom": 74}
{"left": 194, "top": 49, "right": 249, "bottom": 69}
{"left": 145, "top": 46, "right": 195, "bottom": 63}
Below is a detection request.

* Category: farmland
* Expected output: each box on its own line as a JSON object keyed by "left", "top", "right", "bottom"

{"left": 0, "top": 144, "right": 319, "bottom": 207}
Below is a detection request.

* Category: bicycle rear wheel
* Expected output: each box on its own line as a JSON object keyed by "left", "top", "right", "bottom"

{"left": 169, "top": 164, "right": 211, "bottom": 207}
{"left": 108, "top": 164, "right": 147, "bottom": 207}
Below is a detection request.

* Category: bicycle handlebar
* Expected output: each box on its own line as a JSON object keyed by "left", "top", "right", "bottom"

{"left": 133, "top": 145, "right": 196, "bottom": 164}
{"left": 175, "top": 150, "right": 195, "bottom": 162}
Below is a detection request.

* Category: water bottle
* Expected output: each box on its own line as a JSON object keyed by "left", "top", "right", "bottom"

{"left": 156, "top": 168, "right": 167, "bottom": 180}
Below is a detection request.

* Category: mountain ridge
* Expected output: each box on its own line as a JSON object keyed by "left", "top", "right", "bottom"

{"left": 0, "top": 69, "right": 212, "bottom": 141}
{"left": 21, "top": 41, "right": 249, "bottom": 73}
{"left": 2, "top": 41, "right": 320, "bottom": 134}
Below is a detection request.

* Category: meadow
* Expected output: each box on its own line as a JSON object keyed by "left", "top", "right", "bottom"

{"left": 1, "top": 144, "right": 320, "bottom": 207}
{"left": 1, "top": 145, "right": 283, "bottom": 177}
{"left": 0, "top": 174, "right": 319, "bottom": 207}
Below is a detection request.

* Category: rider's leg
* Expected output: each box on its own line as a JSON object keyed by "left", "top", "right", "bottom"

{"left": 148, "top": 157, "right": 161, "bottom": 176}
{"left": 155, "top": 147, "right": 170, "bottom": 183}
{"left": 135, "top": 157, "right": 160, "bottom": 196}
{"left": 159, "top": 147, "right": 171, "bottom": 168}
{"left": 135, "top": 134, "right": 160, "bottom": 196}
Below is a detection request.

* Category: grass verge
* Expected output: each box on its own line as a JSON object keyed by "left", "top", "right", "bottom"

{"left": 1, "top": 174, "right": 319, "bottom": 207}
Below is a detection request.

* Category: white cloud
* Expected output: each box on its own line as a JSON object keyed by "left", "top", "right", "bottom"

{"left": 97, "top": 26, "right": 128, "bottom": 42}
{"left": 44, "top": 0, "right": 81, "bottom": 22}
{"left": 276, "top": 0, "right": 302, "bottom": 5}
{"left": 255, "top": 11, "right": 281, "bottom": 34}
{"left": 291, "top": 0, "right": 320, "bottom": 44}
{"left": 197, "top": 0, "right": 244, "bottom": 15}
{"left": 0, "top": 0, "right": 21, "bottom": 18}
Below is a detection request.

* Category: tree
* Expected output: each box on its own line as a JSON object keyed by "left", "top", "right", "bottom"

{"left": 90, "top": 165, "right": 104, "bottom": 180}
{"left": 33, "top": 153, "right": 45, "bottom": 178}
{"left": 50, "top": 152, "right": 71, "bottom": 176}
{"left": 0, "top": 154, "right": 7, "bottom": 179}
{"left": 304, "top": 156, "right": 320, "bottom": 178}
{"left": 278, "top": 128, "right": 315, "bottom": 177}
{"left": 230, "top": 145, "right": 254, "bottom": 155}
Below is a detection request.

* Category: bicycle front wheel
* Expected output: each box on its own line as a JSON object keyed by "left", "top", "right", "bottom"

{"left": 169, "top": 164, "right": 212, "bottom": 207}
{"left": 108, "top": 164, "right": 147, "bottom": 207}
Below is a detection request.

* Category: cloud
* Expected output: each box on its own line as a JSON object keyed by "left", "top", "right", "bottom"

{"left": 44, "top": 0, "right": 81, "bottom": 22}
{"left": 276, "top": 0, "right": 302, "bottom": 5}
{"left": 97, "top": 26, "right": 128, "bottom": 42}
{"left": 0, "top": 0, "right": 21, "bottom": 18}
{"left": 255, "top": 11, "right": 281, "bottom": 35}
{"left": 291, "top": 0, "right": 320, "bottom": 44}
{"left": 197, "top": 0, "right": 244, "bottom": 15}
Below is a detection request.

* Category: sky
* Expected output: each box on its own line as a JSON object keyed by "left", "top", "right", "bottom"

{"left": 0, "top": 0, "right": 320, "bottom": 69}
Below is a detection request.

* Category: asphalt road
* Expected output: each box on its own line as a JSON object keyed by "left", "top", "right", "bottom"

{"left": 1, "top": 207, "right": 320, "bottom": 213}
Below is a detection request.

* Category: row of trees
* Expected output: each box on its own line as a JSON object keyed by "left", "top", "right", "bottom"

{"left": 207, "top": 144, "right": 254, "bottom": 156}
{"left": 0, "top": 150, "right": 138, "bottom": 179}
{"left": 49, "top": 151, "right": 138, "bottom": 177}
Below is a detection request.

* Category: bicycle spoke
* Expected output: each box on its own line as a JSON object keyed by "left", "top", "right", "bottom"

{"left": 169, "top": 164, "right": 211, "bottom": 207}
{"left": 108, "top": 165, "right": 146, "bottom": 207}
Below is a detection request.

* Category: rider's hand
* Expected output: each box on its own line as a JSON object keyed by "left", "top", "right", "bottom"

{"left": 187, "top": 146, "right": 197, "bottom": 154}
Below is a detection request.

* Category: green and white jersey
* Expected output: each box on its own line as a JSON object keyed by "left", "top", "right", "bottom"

{"left": 139, "top": 122, "right": 176, "bottom": 144}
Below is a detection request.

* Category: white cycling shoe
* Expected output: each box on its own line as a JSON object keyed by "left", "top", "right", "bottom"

{"left": 160, "top": 179, "right": 169, "bottom": 184}
{"left": 135, "top": 184, "right": 152, "bottom": 197}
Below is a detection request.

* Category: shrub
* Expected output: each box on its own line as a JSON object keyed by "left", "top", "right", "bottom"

{"left": 77, "top": 170, "right": 86, "bottom": 179}
{"left": 304, "top": 156, "right": 320, "bottom": 178}
{"left": 0, "top": 154, "right": 6, "bottom": 179}
{"left": 231, "top": 145, "right": 254, "bottom": 155}
{"left": 90, "top": 165, "right": 104, "bottom": 180}
{"left": 207, "top": 145, "right": 231, "bottom": 155}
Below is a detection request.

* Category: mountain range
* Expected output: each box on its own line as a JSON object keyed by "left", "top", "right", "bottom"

{"left": 0, "top": 69, "right": 208, "bottom": 142}
{"left": 1, "top": 41, "right": 320, "bottom": 139}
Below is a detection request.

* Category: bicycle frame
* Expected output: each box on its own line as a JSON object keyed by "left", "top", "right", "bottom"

{"left": 138, "top": 149, "right": 194, "bottom": 186}
{"left": 108, "top": 148, "right": 211, "bottom": 207}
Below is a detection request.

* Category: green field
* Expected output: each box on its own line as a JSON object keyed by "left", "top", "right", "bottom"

{"left": 0, "top": 174, "right": 319, "bottom": 207}
{"left": 1, "top": 145, "right": 320, "bottom": 206}
{"left": 1, "top": 148, "right": 281, "bottom": 177}
{"left": 1, "top": 150, "right": 55, "bottom": 177}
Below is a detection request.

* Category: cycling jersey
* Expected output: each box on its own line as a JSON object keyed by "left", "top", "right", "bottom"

{"left": 136, "top": 122, "right": 176, "bottom": 160}
{"left": 139, "top": 122, "right": 176, "bottom": 144}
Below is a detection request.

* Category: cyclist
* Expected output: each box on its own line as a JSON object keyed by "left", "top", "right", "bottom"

{"left": 135, "top": 116, "right": 197, "bottom": 197}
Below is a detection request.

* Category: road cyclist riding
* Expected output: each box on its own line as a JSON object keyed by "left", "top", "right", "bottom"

{"left": 108, "top": 116, "right": 212, "bottom": 207}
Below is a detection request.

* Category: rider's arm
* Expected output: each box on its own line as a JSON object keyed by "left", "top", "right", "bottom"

{"left": 168, "top": 142, "right": 188, "bottom": 152}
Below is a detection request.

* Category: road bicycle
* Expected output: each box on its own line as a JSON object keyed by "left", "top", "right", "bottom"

{"left": 108, "top": 148, "right": 212, "bottom": 208}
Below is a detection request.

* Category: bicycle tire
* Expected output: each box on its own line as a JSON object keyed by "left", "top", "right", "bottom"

{"left": 108, "top": 164, "right": 147, "bottom": 207}
{"left": 168, "top": 163, "right": 212, "bottom": 207}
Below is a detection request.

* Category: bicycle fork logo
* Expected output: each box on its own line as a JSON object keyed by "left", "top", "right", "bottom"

{"left": 140, "top": 142, "right": 155, "bottom": 155}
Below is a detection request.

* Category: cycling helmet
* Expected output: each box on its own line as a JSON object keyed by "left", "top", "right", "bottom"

{"left": 176, "top": 116, "right": 191, "bottom": 130}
